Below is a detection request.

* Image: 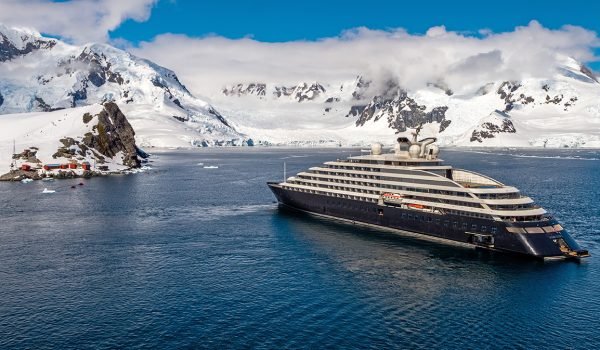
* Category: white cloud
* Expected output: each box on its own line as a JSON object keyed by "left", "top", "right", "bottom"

{"left": 0, "top": 0, "right": 157, "bottom": 43}
{"left": 130, "top": 21, "right": 599, "bottom": 100}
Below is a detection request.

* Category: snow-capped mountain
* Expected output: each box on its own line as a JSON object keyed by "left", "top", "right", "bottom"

{"left": 2, "top": 23, "right": 599, "bottom": 149}
{"left": 216, "top": 61, "right": 600, "bottom": 148}
{"left": 222, "top": 82, "right": 327, "bottom": 102}
{"left": 0, "top": 24, "right": 247, "bottom": 148}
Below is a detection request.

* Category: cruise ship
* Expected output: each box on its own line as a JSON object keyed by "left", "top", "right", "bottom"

{"left": 268, "top": 134, "right": 589, "bottom": 260}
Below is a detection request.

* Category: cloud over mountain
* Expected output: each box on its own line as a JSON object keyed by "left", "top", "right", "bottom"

{"left": 131, "top": 21, "right": 599, "bottom": 99}
{"left": 0, "top": 0, "right": 157, "bottom": 43}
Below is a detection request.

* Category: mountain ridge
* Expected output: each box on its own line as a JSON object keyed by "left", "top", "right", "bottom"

{"left": 1, "top": 23, "right": 600, "bottom": 149}
{"left": 213, "top": 58, "right": 600, "bottom": 148}
{"left": 0, "top": 24, "right": 249, "bottom": 148}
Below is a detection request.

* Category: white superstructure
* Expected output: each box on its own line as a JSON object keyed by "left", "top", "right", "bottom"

{"left": 281, "top": 134, "right": 547, "bottom": 224}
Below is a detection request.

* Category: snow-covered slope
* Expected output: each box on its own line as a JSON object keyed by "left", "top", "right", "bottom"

{"left": 0, "top": 103, "right": 141, "bottom": 175}
{"left": 215, "top": 60, "right": 600, "bottom": 148}
{"left": 0, "top": 24, "right": 247, "bottom": 148}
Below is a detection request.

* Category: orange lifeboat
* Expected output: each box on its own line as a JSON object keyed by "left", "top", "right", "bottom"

{"left": 408, "top": 203, "right": 425, "bottom": 209}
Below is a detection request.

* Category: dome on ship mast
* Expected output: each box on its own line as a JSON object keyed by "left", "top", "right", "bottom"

{"left": 408, "top": 144, "right": 421, "bottom": 158}
{"left": 371, "top": 143, "right": 383, "bottom": 155}
{"left": 428, "top": 144, "right": 440, "bottom": 157}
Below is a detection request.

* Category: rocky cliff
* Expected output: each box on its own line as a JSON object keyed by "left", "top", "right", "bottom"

{"left": 0, "top": 102, "right": 144, "bottom": 178}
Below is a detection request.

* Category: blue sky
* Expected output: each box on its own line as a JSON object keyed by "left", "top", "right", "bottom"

{"left": 110, "top": 0, "right": 600, "bottom": 69}
{"left": 111, "top": 0, "right": 599, "bottom": 41}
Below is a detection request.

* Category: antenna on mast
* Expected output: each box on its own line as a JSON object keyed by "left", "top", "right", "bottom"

{"left": 283, "top": 161, "right": 287, "bottom": 183}
{"left": 10, "top": 139, "right": 16, "bottom": 171}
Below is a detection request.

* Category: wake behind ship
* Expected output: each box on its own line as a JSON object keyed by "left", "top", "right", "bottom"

{"left": 268, "top": 134, "right": 589, "bottom": 260}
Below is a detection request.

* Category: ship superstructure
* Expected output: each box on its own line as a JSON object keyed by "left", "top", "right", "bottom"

{"left": 268, "top": 134, "right": 589, "bottom": 260}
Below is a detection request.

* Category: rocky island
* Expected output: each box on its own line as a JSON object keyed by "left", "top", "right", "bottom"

{"left": 0, "top": 102, "right": 146, "bottom": 181}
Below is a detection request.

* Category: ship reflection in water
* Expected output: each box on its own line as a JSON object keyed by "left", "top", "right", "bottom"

{"left": 274, "top": 207, "right": 592, "bottom": 347}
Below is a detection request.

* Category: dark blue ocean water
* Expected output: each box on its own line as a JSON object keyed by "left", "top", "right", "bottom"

{"left": 0, "top": 148, "right": 599, "bottom": 349}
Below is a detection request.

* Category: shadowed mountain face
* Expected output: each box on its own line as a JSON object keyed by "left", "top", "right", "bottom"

{"left": 351, "top": 81, "right": 451, "bottom": 134}
{"left": 0, "top": 28, "right": 57, "bottom": 62}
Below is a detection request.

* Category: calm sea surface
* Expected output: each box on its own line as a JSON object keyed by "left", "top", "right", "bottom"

{"left": 0, "top": 148, "right": 599, "bottom": 349}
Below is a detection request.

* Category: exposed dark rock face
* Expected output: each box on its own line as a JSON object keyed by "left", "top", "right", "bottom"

{"left": 68, "top": 80, "right": 89, "bottom": 107}
{"left": 545, "top": 93, "right": 579, "bottom": 110}
{"left": 34, "top": 97, "right": 51, "bottom": 111}
{"left": 77, "top": 49, "right": 124, "bottom": 86}
{"left": 346, "top": 105, "right": 366, "bottom": 117}
{"left": 0, "top": 169, "right": 42, "bottom": 181}
{"left": 51, "top": 47, "right": 130, "bottom": 107}
{"left": 33, "top": 97, "right": 63, "bottom": 112}
{"left": 168, "top": 72, "right": 191, "bottom": 95}
{"left": 497, "top": 81, "right": 534, "bottom": 112}
{"left": 152, "top": 75, "right": 188, "bottom": 109}
{"left": 287, "top": 82, "right": 325, "bottom": 102}
{"left": 224, "top": 82, "right": 327, "bottom": 102}
{"left": 82, "top": 112, "right": 93, "bottom": 124}
{"left": 545, "top": 94, "right": 563, "bottom": 104}
{"left": 46, "top": 103, "right": 141, "bottom": 168}
{"left": 172, "top": 115, "right": 188, "bottom": 122}
{"left": 470, "top": 112, "right": 516, "bottom": 142}
{"left": 151, "top": 76, "right": 167, "bottom": 88}
{"left": 439, "top": 119, "right": 452, "bottom": 133}
{"left": 222, "top": 83, "right": 267, "bottom": 97}
{"left": 172, "top": 98, "right": 183, "bottom": 109}
{"left": 564, "top": 96, "right": 578, "bottom": 110}
{"left": 273, "top": 86, "right": 295, "bottom": 98}
{"left": 351, "top": 84, "right": 450, "bottom": 133}
{"left": 0, "top": 32, "right": 56, "bottom": 62}
{"left": 13, "top": 147, "right": 41, "bottom": 164}
{"left": 208, "top": 107, "right": 232, "bottom": 128}
{"left": 0, "top": 91, "right": 3, "bottom": 107}
{"left": 150, "top": 73, "right": 191, "bottom": 98}
{"left": 89, "top": 102, "right": 140, "bottom": 168}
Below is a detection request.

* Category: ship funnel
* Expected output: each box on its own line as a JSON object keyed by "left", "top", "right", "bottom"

{"left": 396, "top": 137, "right": 410, "bottom": 153}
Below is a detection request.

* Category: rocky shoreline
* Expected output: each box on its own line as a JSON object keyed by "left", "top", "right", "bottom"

{"left": 1, "top": 102, "right": 148, "bottom": 182}
{"left": 0, "top": 167, "right": 149, "bottom": 182}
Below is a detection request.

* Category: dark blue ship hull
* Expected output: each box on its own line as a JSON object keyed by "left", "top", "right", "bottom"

{"left": 268, "top": 182, "right": 588, "bottom": 260}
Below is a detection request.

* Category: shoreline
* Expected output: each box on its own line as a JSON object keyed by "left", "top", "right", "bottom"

{"left": 140, "top": 144, "right": 600, "bottom": 151}
{"left": 0, "top": 165, "right": 151, "bottom": 182}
